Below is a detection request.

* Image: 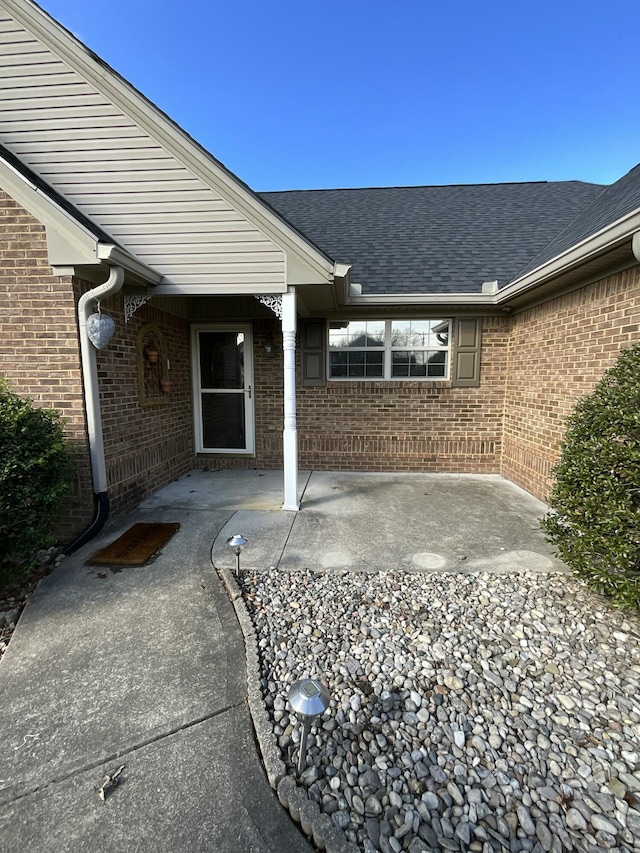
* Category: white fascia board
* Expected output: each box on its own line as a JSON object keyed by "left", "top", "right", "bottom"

{"left": 46, "top": 225, "right": 98, "bottom": 266}
{"left": 151, "top": 282, "right": 288, "bottom": 296}
{"left": 5, "top": 0, "right": 336, "bottom": 285}
{"left": 497, "top": 209, "right": 640, "bottom": 303}
{"left": 332, "top": 263, "right": 352, "bottom": 305}
{"left": 345, "top": 292, "right": 499, "bottom": 307}
{"left": 334, "top": 263, "right": 352, "bottom": 280}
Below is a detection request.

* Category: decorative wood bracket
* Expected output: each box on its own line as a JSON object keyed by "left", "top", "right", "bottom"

{"left": 256, "top": 295, "right": 283, "bottom": 320}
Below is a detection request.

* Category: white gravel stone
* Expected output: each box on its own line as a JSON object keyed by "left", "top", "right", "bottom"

{"left": 453, "top": 730, "right": 466, "bottom": 749}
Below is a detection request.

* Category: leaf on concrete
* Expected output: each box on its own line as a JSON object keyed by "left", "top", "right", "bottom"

{"left": 98, "top": 764, "right": 125, "bottom": 801}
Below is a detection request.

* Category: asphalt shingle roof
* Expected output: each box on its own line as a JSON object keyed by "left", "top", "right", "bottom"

{"left": 514, "top": 163, "right": 640, "bottom": 280}
{"left": 260, "top": 181, "right": 605, "bottom": 295}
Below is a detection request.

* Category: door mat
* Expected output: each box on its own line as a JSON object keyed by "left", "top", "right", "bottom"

{"left": 88, "top": 522, "right": 180, "bottom": 566}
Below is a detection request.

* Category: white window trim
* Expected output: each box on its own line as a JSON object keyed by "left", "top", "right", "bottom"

{"left": 327, "top": 319, "right": 451, "bottom": 381}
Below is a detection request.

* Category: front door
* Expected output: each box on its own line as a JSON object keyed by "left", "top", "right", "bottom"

{"left": 193, "top": 325, "right": 254, "bottom": 453}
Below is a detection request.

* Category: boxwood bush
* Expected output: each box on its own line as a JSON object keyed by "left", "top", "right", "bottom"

{"left": 541, "top": 342, "right": 640, "bottom": 610}
{"left": 0, "top": 379, "right": 73, "bottom": 592}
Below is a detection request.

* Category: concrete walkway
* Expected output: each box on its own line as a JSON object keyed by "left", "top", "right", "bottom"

{"left": 0, "top": 471, "right": 563, "bottom": 851}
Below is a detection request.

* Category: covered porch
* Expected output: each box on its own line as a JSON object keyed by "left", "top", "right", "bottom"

{"left": 125, "top": 281, "right": 348, "bottom": 513}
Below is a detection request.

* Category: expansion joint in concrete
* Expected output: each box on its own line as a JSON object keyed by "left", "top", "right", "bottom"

{"left": 2, "top": 702, "right": 244, "bottom": 806}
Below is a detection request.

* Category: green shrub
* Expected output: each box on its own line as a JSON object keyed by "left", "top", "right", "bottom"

{"left": 0, "top": 379, "right": 74, "bottom": 591}
{"left": 541, "top": 342, "right": 640, "bottom": 610}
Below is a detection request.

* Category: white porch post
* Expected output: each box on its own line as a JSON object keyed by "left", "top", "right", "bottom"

{"left": 281, "top": 290, "right": 299, "bottom": 510}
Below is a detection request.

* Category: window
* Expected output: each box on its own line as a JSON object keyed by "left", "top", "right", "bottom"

{"left": 328, "top": 319, "right": 450, "bottom": 380}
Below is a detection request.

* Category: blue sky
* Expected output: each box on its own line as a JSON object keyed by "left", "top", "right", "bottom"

{"left": 37, "top": 0, "right": 640, "bottom": 191}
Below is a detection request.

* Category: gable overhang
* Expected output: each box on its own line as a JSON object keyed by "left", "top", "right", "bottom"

{"left": 3, "top": 0, "right": 335, "bottom": 294}
{"left": 0, "top": 153, "right": 161, "bottom": 286}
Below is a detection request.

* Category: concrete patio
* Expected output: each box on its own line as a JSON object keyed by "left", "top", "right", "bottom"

{"left": 144, "top": 469, "right": 566, "bottom": 576}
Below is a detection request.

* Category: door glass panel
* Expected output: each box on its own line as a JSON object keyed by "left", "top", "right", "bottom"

{"left": 201, "top": 393, "right": 245, "bottom": 449}
{"left": 197, "top": 330, "right": 249, "bottom": 451}
{"left": 199, "top": 332, "right": 244, "bottom": 389}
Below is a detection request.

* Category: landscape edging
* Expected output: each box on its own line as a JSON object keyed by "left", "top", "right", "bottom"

{"left": 217, "top": 565, "right": 359, "bottom": 853}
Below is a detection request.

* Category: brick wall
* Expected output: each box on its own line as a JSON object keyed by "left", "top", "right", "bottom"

{"left": 0, "top": 189, "right": 195, "bottom": 540}
{"left": 199, "top": 316, "right": 510, "bottom": 474}
{"left": 298, "top": 316, "right": 508, "bottom": 472}
{"left": 0, "top": 190, "right": 93, "bottom": 538}
{"left": 95, "top": 299, "right": 194, "bottom": 516}
{"left": 502, "top": 265, "right": 640, "bottom": 499}
{"left": 209, "top": 270, "right": 640, "bottom": 504}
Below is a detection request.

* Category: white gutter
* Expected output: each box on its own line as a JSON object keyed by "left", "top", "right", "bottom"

{"left": 152, "top": 282, "right": 287, "bottom": 296}
{"left": 345, "top": 292, "right": 499, "bottom": 307}
{"left": 96, "top": 243, "right": 163, "bottom": 284}
{"left": 77, "top": 264, "right": 125, "bottom": 493}
{"left": 498, "top": 209, "right": 640, "bottom": 303}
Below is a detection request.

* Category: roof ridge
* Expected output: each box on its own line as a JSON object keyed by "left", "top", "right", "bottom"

{"left": 260, "top": 180, "right": 606, "bottom": 195}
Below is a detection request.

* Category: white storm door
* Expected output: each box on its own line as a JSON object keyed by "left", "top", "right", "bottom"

{"left": 193, "top": 325, "right": 254, "bottom": 453}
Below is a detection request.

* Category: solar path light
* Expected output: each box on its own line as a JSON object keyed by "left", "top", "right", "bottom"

{"left": 226, "top": 533, "right": 247, "bottom": 578}
{"left": 288, "top": 678, "right": 330, "bottom": 775}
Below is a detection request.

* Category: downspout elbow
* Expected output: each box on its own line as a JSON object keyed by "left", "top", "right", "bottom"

{"left": 78, "top": 264, "right": 125, "bottom": 335}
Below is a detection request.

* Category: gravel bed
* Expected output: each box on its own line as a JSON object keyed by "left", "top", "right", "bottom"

{"left": 240, "top": 569, "right": 640, "bottom": 853}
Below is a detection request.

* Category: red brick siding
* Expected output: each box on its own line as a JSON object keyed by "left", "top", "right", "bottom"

{"left": 502, "top": 266, "right": 640, "bottom": 499}
{"left": 95, "top": 299, "right": 194, "bottom": 516}
{"left": 0, "top": 190, "right": 93, "bottom": 538}
{"left": 0, "top": 189, "right": 195, "bottom": 539}
{"left": 198, "top": 316, "right": 509, "bottom": 474}
{"left": 296, "top": 317, "right": 508, "bottom": 472}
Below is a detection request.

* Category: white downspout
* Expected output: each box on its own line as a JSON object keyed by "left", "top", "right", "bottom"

{"left": 77, "top": 265, "right": 125, "bottom": 493}
{"left": 281, "top": 291, "right": 299, "bottom": 511}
